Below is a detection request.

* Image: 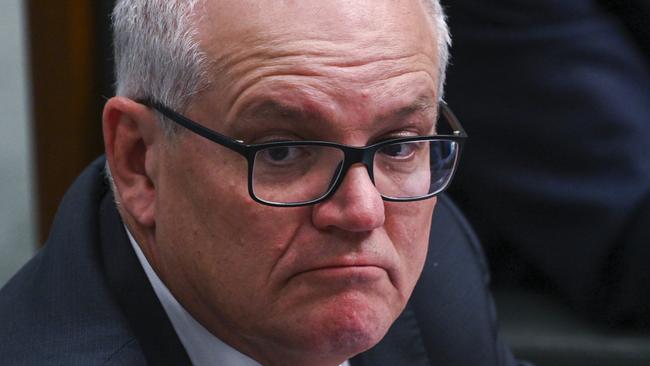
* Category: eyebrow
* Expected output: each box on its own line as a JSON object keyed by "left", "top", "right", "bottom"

{"left": 384, "top": 95, "right": 437, "bottom": 122}
{"left": 240, "top": 100, "right": 325, "bottom": 125}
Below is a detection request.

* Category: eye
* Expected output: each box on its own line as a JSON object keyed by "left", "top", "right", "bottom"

{"left": 258, "top": 146, "right": 306, "bottom": 166}
{"left": 378, "top": 142, "right": 417, "bottom": 159}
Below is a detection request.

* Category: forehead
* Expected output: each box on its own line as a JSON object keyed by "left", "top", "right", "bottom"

{"left": 194, "top": 0, "right": 440, "bottom": 128}
{"left": 200, "top": 0, "right": 436, "bottom": 45}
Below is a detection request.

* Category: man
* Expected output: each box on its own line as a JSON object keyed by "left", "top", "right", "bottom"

{"left": 0, "top": 0, "right": 523, "bottom": 365}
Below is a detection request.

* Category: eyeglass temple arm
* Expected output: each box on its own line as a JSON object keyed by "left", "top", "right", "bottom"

{"left": 140, "top": 99, "right": 466, "bottom": 143}
{"left": 138, "top": 99, "right": 249, "bottom": 155}
{"left": 440, "top": 102, "right": 467, "bottom": 138}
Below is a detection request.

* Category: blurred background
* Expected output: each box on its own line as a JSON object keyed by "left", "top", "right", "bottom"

{"left": 1, "top": 0, "right": 648, "bottom": 365}
{"left": 0, "top": 0, "right": 34, "bottom": 286}
{"left": 0, "top": 0, "right": 114, "bottom": 287}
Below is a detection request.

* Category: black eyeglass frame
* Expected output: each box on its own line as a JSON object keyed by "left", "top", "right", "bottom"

{"left": 139, "top": 99, "right": 467, "bottom": 207}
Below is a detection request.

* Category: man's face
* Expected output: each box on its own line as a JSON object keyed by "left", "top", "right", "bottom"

{"left": 151, "top": 0, "right": 440, "bottom": 364}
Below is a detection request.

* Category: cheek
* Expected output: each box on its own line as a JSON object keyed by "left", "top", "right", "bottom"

{"left": 385, "top": 198, "right": 435, "bottom": 288}
{"left": 155, "top": 143, "right": 309, "bottom": 307}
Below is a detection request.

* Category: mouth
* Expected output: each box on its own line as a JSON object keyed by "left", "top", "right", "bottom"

{"left": 290, "top": 264, "right": 388, "bottom": 284}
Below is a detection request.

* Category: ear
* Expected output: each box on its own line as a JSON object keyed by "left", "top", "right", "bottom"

{"left": 103, "top": 96, "right": 160, "bottom": 228}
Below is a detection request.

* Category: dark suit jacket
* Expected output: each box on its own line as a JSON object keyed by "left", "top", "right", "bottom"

{"left": 441, "top": 0, "right": 650, "bottom": 326}
{"left": 0, "top": 157, "right": 522, "bottom": 365}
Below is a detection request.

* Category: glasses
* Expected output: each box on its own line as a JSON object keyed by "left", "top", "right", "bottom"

{"left": 140, "top": 99, "right": 466, "bottom": 207}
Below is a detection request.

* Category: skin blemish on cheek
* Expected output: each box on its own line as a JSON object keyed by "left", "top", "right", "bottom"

{"left": 360, "top": 90, "right": 370, "bottom": 99}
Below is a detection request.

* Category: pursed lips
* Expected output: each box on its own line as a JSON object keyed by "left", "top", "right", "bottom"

{"left": 287, "top": 257, "right": 396, "bottom": 286}
{"left": 296, "top": 264, "right": 383, "bottom": 275}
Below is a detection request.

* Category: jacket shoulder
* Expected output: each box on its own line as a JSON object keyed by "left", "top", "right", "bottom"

{"left": 0, "top": 157, "right": 146, "bottom": 365}
{"left": 411, "top": 195, "right": 520, "bottom": 365}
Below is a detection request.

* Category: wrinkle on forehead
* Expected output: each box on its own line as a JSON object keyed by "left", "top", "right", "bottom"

{"left": 225, "top": 56, "right": 438, "bottom": 121}
{"left": 194, "top": 0, "right": 440, "bottom": 129}
{"left": 204, "top": 34, "right": 439, "bottom": 107}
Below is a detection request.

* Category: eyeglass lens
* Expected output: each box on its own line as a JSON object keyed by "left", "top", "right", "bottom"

{"left": 251, "top": 139, "right": 459, "bottom": 205}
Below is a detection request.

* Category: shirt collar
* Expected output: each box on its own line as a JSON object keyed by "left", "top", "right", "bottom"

{"left": 126, "top": 226, "right": 350, "bottom": 366}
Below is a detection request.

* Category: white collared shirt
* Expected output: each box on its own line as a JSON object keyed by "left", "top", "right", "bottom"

{"left": 126, "top": 227, "right": 350, "bottom": 366}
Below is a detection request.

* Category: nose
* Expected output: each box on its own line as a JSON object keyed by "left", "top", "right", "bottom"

{"left": 311, "top": 164, "right": 385, "bottom": 232}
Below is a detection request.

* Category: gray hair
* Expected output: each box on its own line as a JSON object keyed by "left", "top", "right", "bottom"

{"left": 112, "top": 0, "right": 451, "bottom": 132}
{"left": 424, "top": 0, "right": 452, "bottom": 98}
{"left": 112, "top": 0, "right": 210, "bottom": 134}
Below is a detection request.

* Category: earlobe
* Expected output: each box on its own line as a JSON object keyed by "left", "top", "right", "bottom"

{"left": 103, "top": 97, "right": 159, "bottom": 228}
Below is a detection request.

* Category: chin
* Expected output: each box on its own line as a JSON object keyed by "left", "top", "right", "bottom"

{"left": 302, "top": 291, "right": 398, "bottom": 357}
{"left": 246, "top": 289, "right": 402, "bottom": 365}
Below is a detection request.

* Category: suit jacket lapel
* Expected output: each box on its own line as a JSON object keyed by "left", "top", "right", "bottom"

{"left": 99, "top": 192, "right": 193, "bottom": 366}
{"left": 351, "top": 303, "right": 431, "bottom": 366}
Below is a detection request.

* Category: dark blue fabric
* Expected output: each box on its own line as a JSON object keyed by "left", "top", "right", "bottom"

{"left": 0, "top": 157, "right": 523, "bottom": 365}
{"left": 353, "top": 197, "right": 522, "bottom": 366}
{"left": 441, "top": 0, "right": 650, "bottom": 326}
{"left": 0, "top": 157, "right": 149, "bottom": 365}
{"left": 98, "top": 185, "right": 192, "bottom": 365}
